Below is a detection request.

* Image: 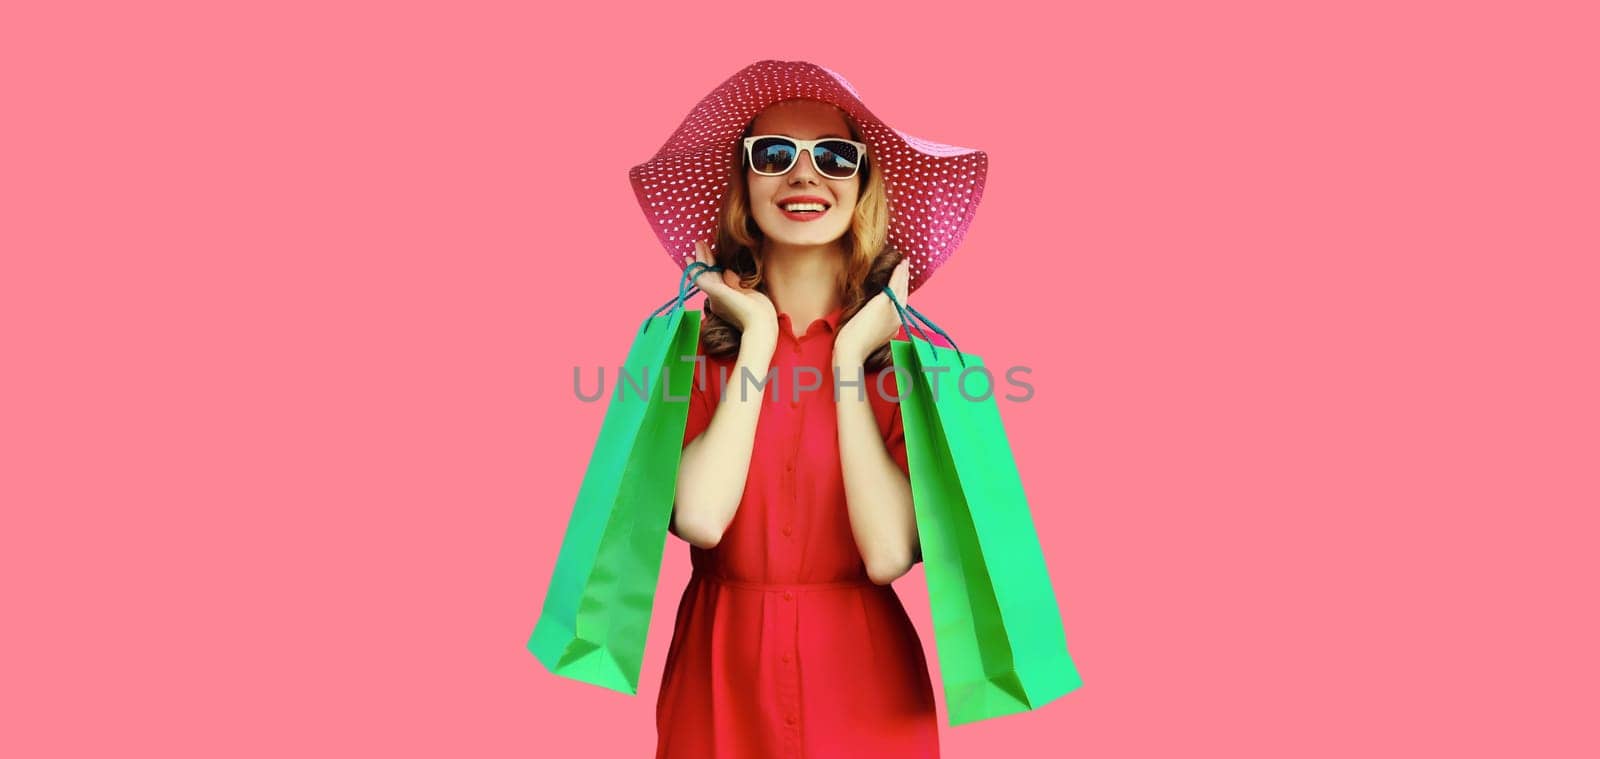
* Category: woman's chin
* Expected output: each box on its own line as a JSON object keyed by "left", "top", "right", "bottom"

{"left": 762, "top": 226, "right": 849, "bottom": 248}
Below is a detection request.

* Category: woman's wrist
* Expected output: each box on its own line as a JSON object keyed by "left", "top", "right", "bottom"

{"left": 832, "top": 338, "right": 867, "bottom": 367}
{"left": 738, "top": 325, "right": 778, "bottom": 359}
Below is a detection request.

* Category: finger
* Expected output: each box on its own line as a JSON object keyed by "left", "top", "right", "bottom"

{"left": 692, "top": 241, "right": 717, "bottom": 288}
{"left": 890, "top": 260, "right": 911, "bottom": 297}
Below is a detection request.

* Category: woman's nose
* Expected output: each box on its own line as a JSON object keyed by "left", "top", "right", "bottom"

{"left": 788, "top": 150, "right": 821, "bottom": 183}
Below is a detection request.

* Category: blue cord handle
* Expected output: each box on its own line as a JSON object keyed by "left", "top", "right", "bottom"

{"left": 881, "top": 284, "right": 934, "bottom": 345}
{"left": 882, "top": 285, "right": 968, "bottom": 368}
{"left": 904, "top": 304, "right": 963, "bottom": 358}
{"left": 643, "top": 261, "right": 725, "bottom": 331}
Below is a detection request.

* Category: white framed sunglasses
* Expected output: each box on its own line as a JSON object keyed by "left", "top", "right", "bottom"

{"left": 742, "top": 134, "right": 869, "bottom": 180}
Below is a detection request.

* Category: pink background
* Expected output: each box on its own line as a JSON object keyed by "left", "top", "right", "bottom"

{"left": 5, "top": 2, "right": 1596, "bottom": 757}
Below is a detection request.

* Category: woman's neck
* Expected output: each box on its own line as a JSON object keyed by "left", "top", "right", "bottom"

{"left": 761, "top": 240, "right": 845, "bottom": 326}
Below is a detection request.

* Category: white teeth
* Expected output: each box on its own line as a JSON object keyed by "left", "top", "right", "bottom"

{"left": 781, "top": 202, "right": 827, "bottom": 212}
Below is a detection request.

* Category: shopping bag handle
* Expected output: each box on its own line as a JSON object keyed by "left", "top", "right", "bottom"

{"left": 882, "top": 285, "right": 968, "bottom": 368}
{"left": 903, "top": 302, "right": 964, "bottom": 359}
{"left": 642, "top": 261, "right": 726, "bottom": 331}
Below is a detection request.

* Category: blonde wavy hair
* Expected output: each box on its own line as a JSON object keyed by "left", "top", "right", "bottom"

{"left": 701, "top": 105, "right": 905, "bottom": 373}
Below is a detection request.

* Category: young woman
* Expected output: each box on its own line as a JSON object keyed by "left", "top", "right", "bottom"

{"left": 628, "top": 60, "right": 988, "bottom": 759}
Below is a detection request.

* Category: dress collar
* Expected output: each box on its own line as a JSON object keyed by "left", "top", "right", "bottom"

{"left": 776, "top": 304, "right": 844, "bottom": 337}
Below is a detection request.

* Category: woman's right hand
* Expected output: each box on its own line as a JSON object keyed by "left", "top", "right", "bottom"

{"left": 692, "top": 240, "right": 778, "bottom": 339}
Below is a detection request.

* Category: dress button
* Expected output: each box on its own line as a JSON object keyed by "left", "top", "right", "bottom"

{"left": 782, "top": 652, "right": 792, "bottom": 663}
{"left": 785, "top": 714, "right": 797, "bottom": 726}
{"left": 782, "top": 591, "right": 794, "bottom": 601}
{"left": 782, "top": 525, "right": 793, "bottom": 537}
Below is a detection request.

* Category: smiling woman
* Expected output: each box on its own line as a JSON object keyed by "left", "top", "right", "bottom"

{"left": 698, "top": 98, "right": 899, "bottom": 374}
{"left": 626, "top": 59, "right": 987, "bottom": 759}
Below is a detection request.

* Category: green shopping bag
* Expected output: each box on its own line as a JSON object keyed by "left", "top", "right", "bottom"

{"left": 885, "top": 291, "right": 1083, "bottom": 725}
{"left": 528, "top": 264, "right": 719, "bottom": 694}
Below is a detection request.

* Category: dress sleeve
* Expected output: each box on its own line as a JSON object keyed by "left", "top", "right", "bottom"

{"left": 682, "top": 340, "right": 713, "bottom": 448}
{"left": 883, "top": 321, "right": 952, "bottom": 479}
{"left": 884, "top": 402, "right": 926, "bottom": 566}
{"left": 672, "top": 341, "right": 713, "bottom": 544}
{"left": 885, "top": 400, "right": 910, "bottom": 480}
{"left": 888, "top": 324, "right": 952, "bottom": 567}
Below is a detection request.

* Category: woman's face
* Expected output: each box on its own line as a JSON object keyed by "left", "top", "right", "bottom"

{"left": 745, "top": 100, "right": 861, "bottom": 249}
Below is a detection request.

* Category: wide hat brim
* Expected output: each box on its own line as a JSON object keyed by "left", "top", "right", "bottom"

{"left": 628, "top": 59, "right": 988, "bottom": 294}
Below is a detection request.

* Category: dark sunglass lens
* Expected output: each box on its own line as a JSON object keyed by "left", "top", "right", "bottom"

{"left": 815, "top": 141, "right": 861, "bottom": 178}
{"left": 751, "top": 138, "right": 798, "bottom": 174}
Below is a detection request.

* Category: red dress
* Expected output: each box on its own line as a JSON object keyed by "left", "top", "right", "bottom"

{"left": 655, "top": 306, "right": 941, "bottom": 759}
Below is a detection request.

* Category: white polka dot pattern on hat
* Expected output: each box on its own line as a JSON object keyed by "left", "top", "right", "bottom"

{"left": 628, "top": 60, "right": 988, "bottom": 294}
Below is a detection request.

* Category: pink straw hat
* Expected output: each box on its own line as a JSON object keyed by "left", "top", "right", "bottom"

{"left": 628, "top": 59, "right": 988, "bottom": 294}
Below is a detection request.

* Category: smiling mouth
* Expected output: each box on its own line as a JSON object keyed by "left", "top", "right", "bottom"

{"left": 779, "top": 201, "right": 830, "bottom": 217}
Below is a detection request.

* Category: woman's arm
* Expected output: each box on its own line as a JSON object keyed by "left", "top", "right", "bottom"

{"left": 832, "top": 350, "right": 918, "bottom": 585}
{"left": 671, "top": 326, "right": 777, "bottom": 548}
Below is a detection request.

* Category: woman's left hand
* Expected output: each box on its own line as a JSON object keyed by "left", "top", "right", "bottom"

{"left": 835, "top": 259, "right": 911, "bottom": 365}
